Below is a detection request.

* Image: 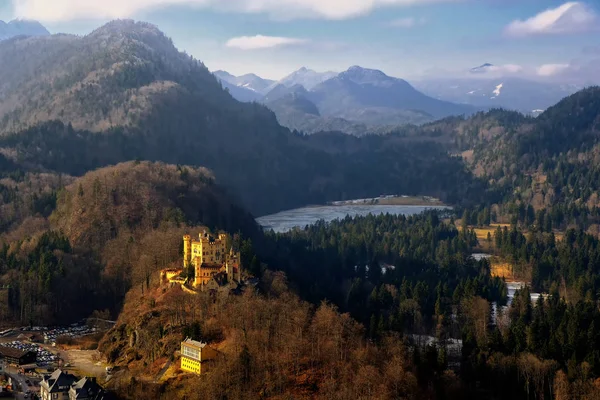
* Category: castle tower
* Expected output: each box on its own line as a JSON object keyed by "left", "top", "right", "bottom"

{"left": 183, "top": 235, "right": 191, "bottom": 268}
{"left": 218, "top": 234, "right": 227, "bottom": 255}
{"left": 225, "top": 247, "right": 242, "bottom": 283}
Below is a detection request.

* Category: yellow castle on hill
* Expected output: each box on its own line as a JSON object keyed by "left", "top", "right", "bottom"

{"left": 183, "top": 231, "right": 242, "bottom": 287}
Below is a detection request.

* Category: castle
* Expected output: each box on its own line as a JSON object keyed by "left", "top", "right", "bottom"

{"left": 183, "top": 231, "right": 242, "bottom": 288}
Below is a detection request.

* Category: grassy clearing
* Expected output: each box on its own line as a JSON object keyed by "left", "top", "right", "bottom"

{"left": 454, "top": 221, "right": 564, "bottom": 283}
{"left": 490, "top": 260, "right": 513, "bottom": 280}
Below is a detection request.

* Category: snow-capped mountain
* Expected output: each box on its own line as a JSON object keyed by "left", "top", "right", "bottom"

{"left": 0, "top": 19, "right": 49, "bottom": 40}
{"left": 215, "top": 66, "right": 480, "bottom": 131}
{"left": 266, "top": 67, "right": 338, "bottom": 92}
{"left": 213, "top": 71, "right": 274, "bottom": 94}
{"left": 470, "top": 63, "right": 494, "bottom": 74}
{"left": 340, "top": 65, "right": 407, "bottom": 87}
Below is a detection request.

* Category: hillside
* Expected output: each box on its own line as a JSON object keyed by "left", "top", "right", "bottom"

{"left": 419, "top": 87, "right": 600, "bottom": 229}
{"left": 98, "top": 273, "right": 431, "bottom": 400}
{"left": 0, "top": 20, "right": 239, "bottom": 133}
{"left": 466, "top": 88, "right": 600, "bottom": 181}
{"left": 0, "top": 119, "right": 492, "bottom": 215}
{"left": 50, "top": 161, "right": 260, "bottom": 251}
{"left": 0, "top": 161, "right": 260, "bottom": 325}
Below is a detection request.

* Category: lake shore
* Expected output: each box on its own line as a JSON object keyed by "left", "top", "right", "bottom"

{"left": 257, "top": 203, "right": 451, "bottom": 233}
{"left": 326, "top": 195, "right": 445, "bottom": 207}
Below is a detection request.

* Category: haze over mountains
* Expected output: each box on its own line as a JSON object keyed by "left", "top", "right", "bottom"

{"left": 0, "top": 19, "right": 49, "bottom": 40}
{"left": 413, "top": 63, "right": 582, "bottom": 116}
{"left": 216, "top": 65, "right": 479, "bottom": 134}
{"left": 215, "top": 62, "right": 585, "bottom": 134}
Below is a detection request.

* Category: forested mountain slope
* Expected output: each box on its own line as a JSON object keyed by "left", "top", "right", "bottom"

{"left": 0, "top": 20, "right": 490, "bottom": 216}
{"left": 461, "top": 88, "right": 600, "bottom": 225}
{"left": 0, "top": 119, "right": 490, "bottom": 216}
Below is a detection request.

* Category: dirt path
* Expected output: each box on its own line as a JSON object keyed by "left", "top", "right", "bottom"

{"left": 58, "top": 349, "right": 108, "bottom": 382}
{"left": 155, "top": 358, "right": 173, "bottom": 382}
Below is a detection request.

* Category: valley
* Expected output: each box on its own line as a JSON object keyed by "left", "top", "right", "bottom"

{"left": 0, "top": 13, "right": 599, "bottom": 400}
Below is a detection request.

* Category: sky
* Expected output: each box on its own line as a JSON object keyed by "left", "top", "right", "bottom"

{"left": 0, "top": 0, "right": 599, "bottom": 82}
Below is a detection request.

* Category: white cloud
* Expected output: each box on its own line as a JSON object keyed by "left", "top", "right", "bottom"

{"left": 225, "top": 35, "right": 307, "bottom": 50}
{"left": 388, "top": 17, "right": 426, "bottom": 28}
{"left": 536, "top": 63, "right": 571, "bottom": 77}
{"left": 488, "top": 64, "right": 523, "bottom": 74}
{"left": 11, "top": 0, "right": 460, "bottom": 22}
{"left": 505, "top": 2, "right": 598, "bottom": 37}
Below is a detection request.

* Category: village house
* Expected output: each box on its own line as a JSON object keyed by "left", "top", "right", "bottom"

{"left": 0, "top": 346, "right": 36, "bottom": 366}
{"left": 40, "top": 369, "right": 77, "bottom": 400}
{"left": 180, "top": 338, "right": 217, "bottom": 375}
{"left": 69, "top": 376, "right": 108, "bottom": 400}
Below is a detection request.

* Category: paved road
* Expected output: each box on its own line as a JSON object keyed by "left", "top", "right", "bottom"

{"left": 3, "top": 364, "right": 39, "bottom": 400}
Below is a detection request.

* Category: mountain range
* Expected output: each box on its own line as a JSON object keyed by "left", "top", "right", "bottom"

{"left": 0, "top": 19, "right": 49, "bottom": 40}
{"left": 214, "top": 63, "right": 585, "bottom": 135}
{"left": 216, "top": 66, "right": 478, "bottom": 134}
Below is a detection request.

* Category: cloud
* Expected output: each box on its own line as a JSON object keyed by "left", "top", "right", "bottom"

{"left": 388, "top": 17, "right": 426, "bottom": 28}
{"left": 535, "top": 59, "right": 600, "bottom": 83}
{"left": 225, "top": 35, "right": 307, "bottom": 50}
{"left": 536, "top": 63, "right": 571, "bottom": 77}
{"left": 505, "top": 2, "right": 598, "bottom": 37}
{"left": 488, "top": 64, "right": 523, "bottom": 74}
{"left": 11, "top": 0, "right": 460, "bottom": 22}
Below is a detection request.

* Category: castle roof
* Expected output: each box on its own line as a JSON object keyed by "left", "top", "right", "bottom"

{"left": 183, "top": 338, "right": 208, "bottom": 349}
{"left": 200, "top": 263, "right": 223, "bottom": 270}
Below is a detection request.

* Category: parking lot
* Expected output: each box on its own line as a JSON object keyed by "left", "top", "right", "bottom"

{"left": 1, "top": 341, "right": 58, "bottom": 365}
{"left": 42, "top": 325, "right": 98, "bottom": 345}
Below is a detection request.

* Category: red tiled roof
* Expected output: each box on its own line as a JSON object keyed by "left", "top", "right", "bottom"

{"left": 200, "top": 263, "right": 223, "bottom": 270}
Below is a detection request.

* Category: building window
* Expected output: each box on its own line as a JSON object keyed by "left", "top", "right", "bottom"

{"left": 182, "top": 347, "right": 200, "bottom": 360}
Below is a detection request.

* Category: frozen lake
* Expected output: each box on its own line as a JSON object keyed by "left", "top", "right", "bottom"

{"left": 506, "top": 282, "right": 543, "bottom": 305}
{"left": 257, "top": 204, "right": 451, "bottom": 233}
